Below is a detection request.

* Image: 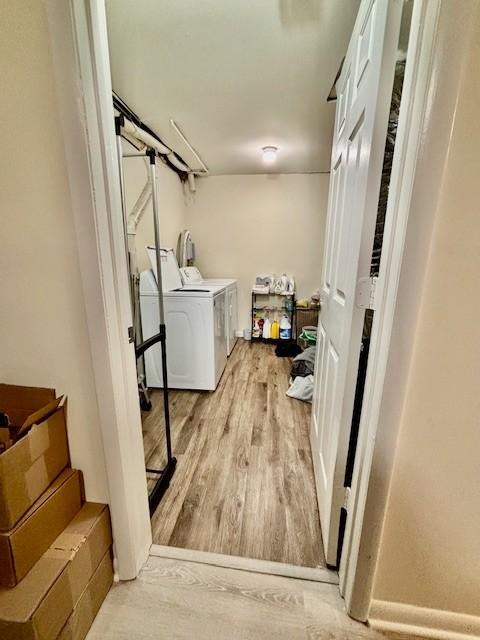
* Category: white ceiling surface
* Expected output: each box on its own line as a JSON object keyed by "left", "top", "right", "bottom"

{"left": 106, "top": 1, "right": 359, "bottom": 175}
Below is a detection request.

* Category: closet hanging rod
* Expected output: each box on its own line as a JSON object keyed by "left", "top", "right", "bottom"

{"left": 113, "top": 93, "right": 207, "bottom": 177}
{"left": 170, "top": 119, "right": 209, "bottom": 175}
{"left": 118, "top": 115, "right": 191, "bottom": 173}
{"left": 113, "top": 93, "right": 187, "bottom": 176}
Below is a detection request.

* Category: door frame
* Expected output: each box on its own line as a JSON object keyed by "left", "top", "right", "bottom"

{"left": 339, "top": 0, "right": 446, "bottom": 619}
{"left": 47, "top": 0, "right": 443, "bottom": 612}
{"left": 46, "top": 0, "right": 152, "bottom": 579}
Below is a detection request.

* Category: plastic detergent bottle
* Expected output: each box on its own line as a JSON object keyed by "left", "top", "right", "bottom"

{"left": 271, "top": 319, "right": 279, "bottom": 339}
{"left": 252, "top": 317, "right": 261, "bottom": 338}
{"left": 258, "top": 318, "right": 264, "bottom": 337}
{"left": 263, "top": 317, "right": 271, "bottom": 340}
{"left": 279, "top": 315, "right": 291, "bottom": 340}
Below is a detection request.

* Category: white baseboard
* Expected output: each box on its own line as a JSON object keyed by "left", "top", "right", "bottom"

{"left": 235, "top": 330, "right": 245, "bottom": 338}
{"left": 150, "top": 544, "right": 338, "bottom": 585}
{"left": 369, "top": 599, "right": 480, "bottom": 639}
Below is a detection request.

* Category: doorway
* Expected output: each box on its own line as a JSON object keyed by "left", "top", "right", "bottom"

{"left": 107, "top": 0, "right": 416, "bottom": 580}
{"left": 108, "top": 0, "right": 361, "bottom": 573}
{"left": 50, "top": 0, "right": 440, "bottom": 620}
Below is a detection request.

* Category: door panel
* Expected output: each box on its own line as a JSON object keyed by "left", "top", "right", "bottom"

{"left": 311, "top": 0, "right": 402, "bottom": 565}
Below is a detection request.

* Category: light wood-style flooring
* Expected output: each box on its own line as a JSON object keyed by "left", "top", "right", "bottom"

{"left": 86, "top": 555, "right": 416, "bottom": 640}
{"left": 142, "top": 340, "right": 324, "bottom": 568}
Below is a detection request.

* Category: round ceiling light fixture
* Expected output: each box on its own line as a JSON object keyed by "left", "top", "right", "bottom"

{"left": 262, "top": 146, "right": 278, "bottom": 164}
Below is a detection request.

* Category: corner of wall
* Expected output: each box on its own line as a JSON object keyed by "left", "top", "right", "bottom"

{"left": 369, "top": 600, "right": 480, "bottom": 640}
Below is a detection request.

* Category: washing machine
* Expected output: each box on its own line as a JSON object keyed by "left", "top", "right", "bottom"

{"left": 180, "top": 266, "right": 238, "bottom": 356}
{"left": 140, "top": 250, "right": 228, "bottom": 391}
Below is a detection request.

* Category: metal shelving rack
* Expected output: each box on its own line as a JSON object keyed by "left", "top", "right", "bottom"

{"left": 251, "top": 291, "right": 295, "bottom": 343}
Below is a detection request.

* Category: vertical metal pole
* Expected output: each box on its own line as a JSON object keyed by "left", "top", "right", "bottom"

{"left": 115, "top": 118, "right": 131, "bottom": 281}
{"left": 116, "top": 118, "right": 149, "bottom": 395}
{"left": 148, "top": 150, "right": 173, "bottom": 462}
{"left": 115, "top": 119, "right": 139, "bottom": 346}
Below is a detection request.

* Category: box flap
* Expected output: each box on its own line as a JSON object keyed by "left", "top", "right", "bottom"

{"left": 0, "top": 384, "right": 56, "bottom": 428}
{"left": 16, "top": 396, "right": 63, "bottom": 437}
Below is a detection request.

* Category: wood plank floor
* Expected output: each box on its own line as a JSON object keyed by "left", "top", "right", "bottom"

{"left": 142, "top": 339, "right": 325, "bottom": 568}
{"left": 87, "top": 555, "right": 416, "bottom": 640}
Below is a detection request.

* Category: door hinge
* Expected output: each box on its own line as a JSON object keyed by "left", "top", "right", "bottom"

{"left": 128, "top": 326, "right": 135, "bottom": 343}
{"left": 343, "top": 486, "right": 352, "bottom": 511}
{"left": 356, "top": 276, "right": 378, "bottom": 311}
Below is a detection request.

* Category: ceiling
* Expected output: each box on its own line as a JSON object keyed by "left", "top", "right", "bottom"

{"left": 106, "top": 0, "right": 360, "bottom": 175}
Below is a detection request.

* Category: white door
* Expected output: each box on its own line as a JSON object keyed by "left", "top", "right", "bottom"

{"left": 311, "top": 0, "right": 403, "bottom": 566}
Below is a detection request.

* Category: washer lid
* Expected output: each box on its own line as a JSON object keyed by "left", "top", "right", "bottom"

{"left": 146, "top": 246, "right": 183, "bottom": 292}
{"left": 139, "top": 269, "right": 158, "bottom": 295}
{"left": 140, "top": 271, "right": 218, "bottom": 298}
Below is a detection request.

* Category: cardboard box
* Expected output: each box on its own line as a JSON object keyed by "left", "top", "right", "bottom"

{"left": 0, "top": 503, "right": 112, "bottom": 640}
{"left": 0, "top": 469, "right": 83, "bottom": 587}
{"left": 57, "top": 551, "right": 113, "bottom": 640}
{"left": 0, "top": 384, "right": 69, "bottom": 531}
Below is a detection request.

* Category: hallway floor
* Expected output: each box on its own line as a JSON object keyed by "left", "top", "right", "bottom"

{"left": 86, "top": 555, "right": 415, "bottom": 640}
{"left": 143, "top": 340, "right": 325, "bottom": 568}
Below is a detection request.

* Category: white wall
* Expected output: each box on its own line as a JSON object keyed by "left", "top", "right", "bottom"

{"left": 370, "top": 0, "right": 480, "bottom": 629}
{"left": 0, "top": 1, "right": 109, "bottom": 502}
{"left": 122, "top": 142, "right": 187, "bottom": 273}
{"left": 185, "top": 174, "right": 328, "bottom": 330}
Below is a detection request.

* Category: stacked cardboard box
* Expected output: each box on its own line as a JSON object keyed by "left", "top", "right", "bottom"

{"left": 0, "top": 384, "right": 113, "bottom": 640}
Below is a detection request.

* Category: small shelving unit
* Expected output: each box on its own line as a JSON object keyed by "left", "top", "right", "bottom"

{"left": 251, "top": 291, "right": 295, "bottom": 343}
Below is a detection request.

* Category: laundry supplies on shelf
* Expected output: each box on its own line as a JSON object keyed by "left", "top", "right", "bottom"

{"left": 252, "top": 316, "right": 262, "bottom": 339}
{"left": 271, "top": 319, "right": 279, "bottom": 340}
{"left": 252, "top": 273, "right": 295, "bottom": 296}
{"left": 252, "top": 284, "right": 270, "bottom": 294}
{"left": 263, "top": 317, "right": 271, "bottom": 340}
{"left": 273, "top": 273, "right": 295, "bottom": 295}
{"left": 255, "top": 274, "right": 274, "bottom": 288}
{"left": 280, "top": 314, "right": 292, "bottom": 339}
{"left": 250, "top": 291, "right": 295, "bottom": 344}
{"left": 250, "top": 273, "right": 296, "bottom": 344}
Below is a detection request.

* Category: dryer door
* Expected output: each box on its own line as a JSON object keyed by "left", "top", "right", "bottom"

{"left": 214, "top": 292, "right": 227, "bottom": 384}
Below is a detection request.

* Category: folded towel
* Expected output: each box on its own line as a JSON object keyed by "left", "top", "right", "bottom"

{"left": 255, "top": 274, "right": 273, "bottom": 286}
